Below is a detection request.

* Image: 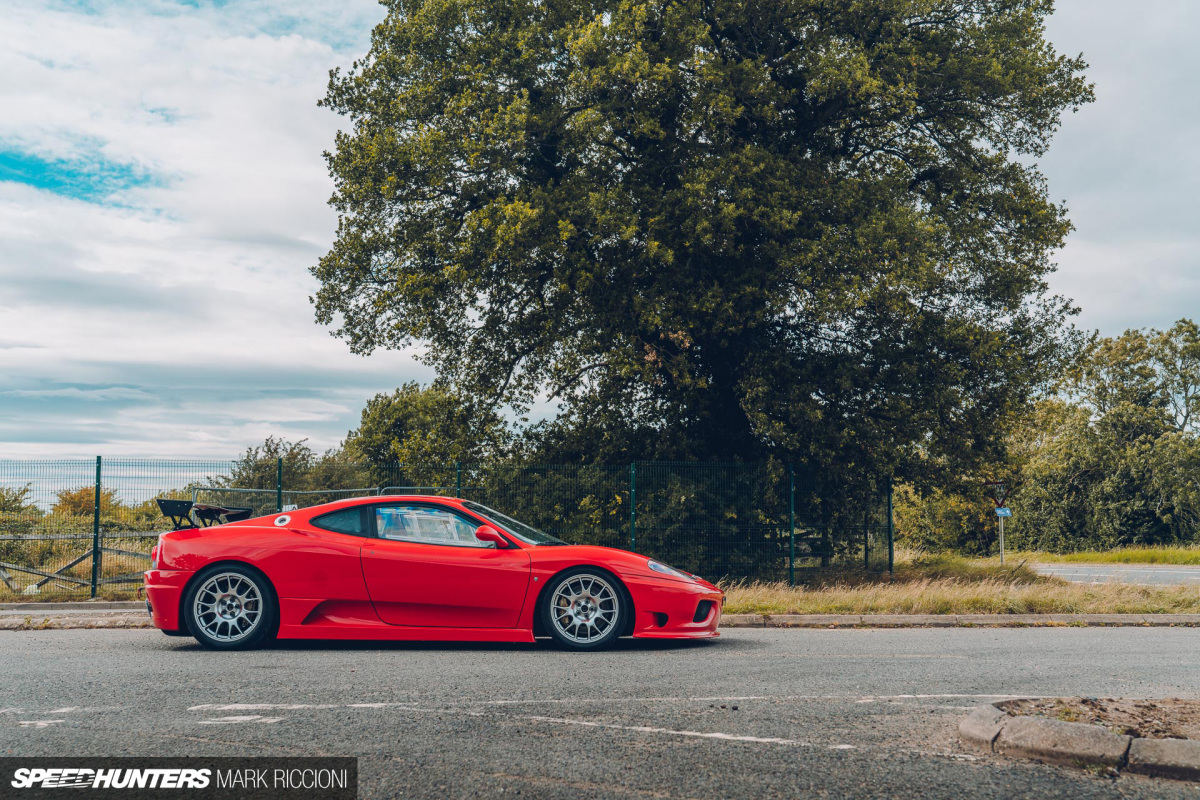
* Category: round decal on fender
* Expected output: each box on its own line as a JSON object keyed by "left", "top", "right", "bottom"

{"left": 273, "top": 515, "right": 291, "bottom": 527}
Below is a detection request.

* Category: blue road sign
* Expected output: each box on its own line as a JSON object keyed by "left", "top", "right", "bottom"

{"left": 996, "top": 507, "right": 1012, "bottom": 517}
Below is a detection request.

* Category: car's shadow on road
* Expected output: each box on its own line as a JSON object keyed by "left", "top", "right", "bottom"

{"left": 269, "top": 636, "right": 725, "bottom": 653}
{"left": 158, "top": 636, "right": 740, "bottom": 654}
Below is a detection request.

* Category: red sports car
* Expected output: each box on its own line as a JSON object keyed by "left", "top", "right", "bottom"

{"left": 144, "top": 495, "right": 723, "bottom": 651}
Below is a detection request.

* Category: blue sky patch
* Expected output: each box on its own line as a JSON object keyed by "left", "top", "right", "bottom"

{"left": 0, "top": 145, "right": 160, "bottom": 202}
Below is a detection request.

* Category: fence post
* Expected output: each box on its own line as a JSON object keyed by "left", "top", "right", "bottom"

{"left": 90, "top": 456, "right": 102, "bottom": 598}
{"left": 276, "top": 458, "right": 283, "bottom": 513}
{"left": 629, "top": 462, "right": 637, "bottom": 552}
{"left": 887, "top": 478, "right": 895, "bottom": 575}
{"left": 788, "top": 463, "right": 795, "bottom": 586}
{"left": 455, "top": 461, "right": 462, "bottom": 497}
{"left": 864, "top": 508, "right": 870, "bottom": 571}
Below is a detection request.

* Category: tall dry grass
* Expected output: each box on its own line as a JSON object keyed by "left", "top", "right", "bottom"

{"left": 722, "top": 579, "right": 1200, "bottom": 615}
{"left": 721, "top": 549, "right": 1200, "bottom": 615}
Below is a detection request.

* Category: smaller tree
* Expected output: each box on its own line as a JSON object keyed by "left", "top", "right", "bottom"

{"left": 52, "top": 485, "right": 120, "bottom": 516}
{"left": 893, "top": 483, "right": 998, "bottom": 556}
{"left": 220, "top": 436, "right": 320, "bottom": 490}
{"left": 0, "top": 484, "right": 39, "bottom": 515}
{"left": 1152, "top": 319, "right": 1200, "bottom": 432}
{"left": 344, "top": 383, "right": 509, "bottom": 467}
{"left": 1010, "top": 320, "right": 1200, "bottom": 550}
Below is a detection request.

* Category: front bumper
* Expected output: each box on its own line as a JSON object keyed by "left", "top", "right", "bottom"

{"left": 625, "top": 575, "right": 723, "bottom": 639}
{"left": 143, "top": 569, "right": 192, "bottom": 632}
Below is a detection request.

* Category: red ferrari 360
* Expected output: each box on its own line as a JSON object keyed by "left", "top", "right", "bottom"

{"left": 144, "top": 495, "right": 723, "bottom": 650}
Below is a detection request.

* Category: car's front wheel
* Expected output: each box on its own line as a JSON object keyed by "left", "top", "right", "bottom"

{"left": 184, "top": 565, "right": 275, "bottom": 650}
{"left": 541, "top": 568, "right": 628, "bottom": 651}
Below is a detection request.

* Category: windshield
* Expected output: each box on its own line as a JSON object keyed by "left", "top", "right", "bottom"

{"left": 462, "top": 501, "right": 567, "bottom": 545}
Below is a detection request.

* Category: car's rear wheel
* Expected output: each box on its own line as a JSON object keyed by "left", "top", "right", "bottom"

{"left": 184, "top": 565, "right": 275, "bottom": 650}
{"left": 542, "top": 568, "right": 627, "bottom": 651}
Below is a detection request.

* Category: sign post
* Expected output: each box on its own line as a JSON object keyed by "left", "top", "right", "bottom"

{"left": 996, "top": 506, "right": 1012, "bottom": 563}
{"left": 984, "top": 481, "right": 1011, "bottom": 564}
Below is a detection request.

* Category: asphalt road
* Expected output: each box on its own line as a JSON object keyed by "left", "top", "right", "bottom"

{"left": 1035, "top": 563, "right": 1200, "bottom": 585}
{"left": 2, "top": 628, "right": 1199, "bottom": 799}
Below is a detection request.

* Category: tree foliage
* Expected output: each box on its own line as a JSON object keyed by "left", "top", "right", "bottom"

{"left": 314, "top": 0, "right": 1092, "bottom": 482}
{"left": 220, "top": 436, "right": 328, "bottom": 491}
{"left": 1009, "top": 321, "right": 1200, "bottom": 550}
{"left": 898, "top": 320, "right": 1200, "bottom": 552}
{"left": 0, "top": 484, "right": 38, "bottom": 516}
{"left": 344, "top": 382, "right": 510, "bottom": 466}
{"left": 52, "top": 485, "right": 121, "bottom": 516}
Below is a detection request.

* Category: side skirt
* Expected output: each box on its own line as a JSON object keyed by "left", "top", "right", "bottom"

{"left": 276, "top": 624, "right": 536, "bottom": 643}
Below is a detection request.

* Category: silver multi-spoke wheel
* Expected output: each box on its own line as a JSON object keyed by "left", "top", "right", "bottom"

{"left": 192, "top": 571, "right": 263, "bottom": 644}
{"left": 550, "top": 573, "right": 620, "bottom": 645}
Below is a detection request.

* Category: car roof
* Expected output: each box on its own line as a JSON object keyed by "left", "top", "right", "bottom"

{"left": 306, "top": 494, "right": 467, "bottom": 511}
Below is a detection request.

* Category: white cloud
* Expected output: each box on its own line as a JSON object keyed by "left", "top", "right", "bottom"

{"left": 1042, "top": 0, "right": 1200, "bottom": 335}
{"left": 0, "top": 0, "right": 432, "bottom": 457}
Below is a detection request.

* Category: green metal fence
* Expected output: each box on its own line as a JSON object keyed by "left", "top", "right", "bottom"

{"left": 0, "top": 458, "right": 893, "bottom": 598}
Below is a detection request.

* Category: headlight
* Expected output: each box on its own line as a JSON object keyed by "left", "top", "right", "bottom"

{"left": 647, "top": 560, "right": 692, "bottom": 580}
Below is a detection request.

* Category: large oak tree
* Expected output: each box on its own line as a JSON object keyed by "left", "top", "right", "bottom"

{"left": 313, "top": 0, "right": 1091, "bottom": 484}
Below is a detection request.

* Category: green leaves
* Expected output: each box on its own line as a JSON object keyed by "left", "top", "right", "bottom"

{"left": 345, "top": 382, "right": 511, "bottom": 466}
{"left": 314, "top": 0, "right": 1092, "bottom": 481}
{"left": 1001, "top": 321, "right": 1200, "bottom": 551}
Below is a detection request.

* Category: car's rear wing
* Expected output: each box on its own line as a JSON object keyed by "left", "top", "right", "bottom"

{"left": 155, "top": 498, "right": 253, "bottom": 531}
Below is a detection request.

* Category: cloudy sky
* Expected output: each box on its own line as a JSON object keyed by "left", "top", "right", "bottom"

{"left": 0, "top": 0, "right": 1195, "bottom": 459}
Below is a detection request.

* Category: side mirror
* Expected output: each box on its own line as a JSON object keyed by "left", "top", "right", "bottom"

{"left": 474, "top": 524, "right": 508, "bottom": 548}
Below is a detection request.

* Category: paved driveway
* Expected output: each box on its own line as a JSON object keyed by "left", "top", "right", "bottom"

{"left": 3, "top": 628, "right": 1199, "bottom": 798}
{"left": 1034, "top": 563, "right": 1200, "bottom": 585}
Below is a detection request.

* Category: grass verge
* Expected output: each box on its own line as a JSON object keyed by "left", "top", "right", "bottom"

{"left": 722, "top": 552, "right": 1200, "bottom": 615}
{"left": 1019, "top": 546, "right": 1200, "bottom": 566}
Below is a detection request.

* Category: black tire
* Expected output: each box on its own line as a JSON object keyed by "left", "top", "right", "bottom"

{"left": 183, "top": 564, "right": 276, "bottom": 651}
{"left": 540, "top": 567, "right": 629, "bottom": 651}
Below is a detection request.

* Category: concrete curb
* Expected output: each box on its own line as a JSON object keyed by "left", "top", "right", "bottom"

{"left": 959, "top": 702, "right": 1200, "bottom": 781}
{"left": 0, "top": 601, "right": 144, "bottom": 612}
{"left": 0, "top": 613, "right": 153, "bottom": 630}
{"left": 1128, "top": 738, "right": 1200, "bottom": 781}
{"left": 995, "top": 714, "right": 1130, "bottom": 768}
{"left": 721, "top": 613, "right": 1200, "bottom": 628}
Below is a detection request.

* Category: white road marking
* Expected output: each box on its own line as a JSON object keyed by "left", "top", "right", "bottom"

{"left": 48, "top": 707, "right": 78, "bottom": 714}
{"left": 479, "top": 695, "right": 773, "bottom": 706}
{"left": 871, "top": 694, "right": 1028, "bottom": 700}
{"left": 520, "top": 715, "right": 813, "bottom": 746}
{"left": 189, "top": 703, "right": 343, "bottom": 711}
{"left": 19, "top": 720, "right": 64, "bottom": 728}
{"left": 179, "top": 693, "right": 1027, "bottom": 749}
{"left": 476, "top": 693, "right": 1025, "bottom": 705}
{"left": 724, "top": 654, "right": 970, "bottom": 659}
{"left": 340, "top": 704, "right": 859, "bottom": 750}
{"left": 0, "top": 708, "right": 24, "bottom": 714}
{"left": 186, "top": 694, "right": 1025, "bottom": 715}
{"left": 910, "top": 751, "right": 981, "bottom": 761}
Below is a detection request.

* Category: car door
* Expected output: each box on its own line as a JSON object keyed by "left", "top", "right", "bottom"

{"left": 360, "top": 502, "right": 532, "bottom": 628}
{"left": 261, "top": 506, "right": 373, "bottom": 603}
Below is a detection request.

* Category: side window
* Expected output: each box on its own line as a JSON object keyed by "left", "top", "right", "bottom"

{"left": 312, "top": 508, "right": 364, "bottom": 536}
{"left": 374, "top": 505, "right": 484, "bottom": 547}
